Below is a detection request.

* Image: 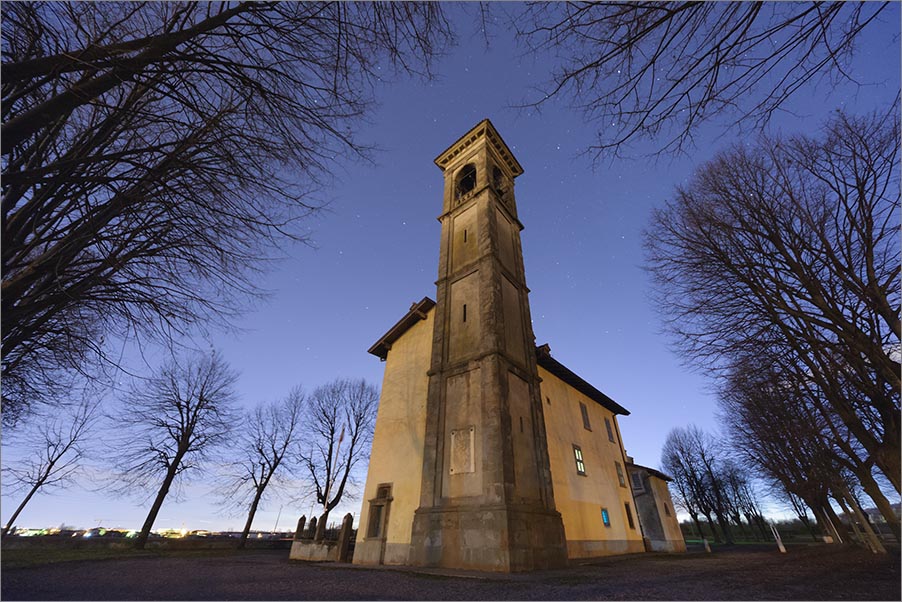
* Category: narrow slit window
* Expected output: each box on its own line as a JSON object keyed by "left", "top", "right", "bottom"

{"left": 580, "top": 402, "right": 591, "bottom": 431}
{"left": 462, "top": 304, "right": 467, "bottom": 322}
{"left": 624, "top": 502, "right": 636, "bottom": 529}
{"left": 519, "top": 416, "right": 524, "bottom": 433}
{"left": 463, "top": 229, "right": 468, "bottom": 242}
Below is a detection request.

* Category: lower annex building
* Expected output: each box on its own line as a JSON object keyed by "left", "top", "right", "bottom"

{"left": 354, "top": 119, "right": 685, "bottom": 572}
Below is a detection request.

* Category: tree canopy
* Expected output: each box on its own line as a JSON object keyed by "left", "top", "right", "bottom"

{"left": 1, "top": 2, "right": 453, "bottom": 422}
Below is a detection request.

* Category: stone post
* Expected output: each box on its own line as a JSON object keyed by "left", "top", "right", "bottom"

{"left": 305, "top": 516, "right": 317, "bottom": 540}
{"left": 293, "top": 515, "right": 306, "bottom": 540}
{"left": 337, "top": 513, "right": 354, "bottom": 562}
{"left": 314, "top": 510, "right": 329, "bottom": 542}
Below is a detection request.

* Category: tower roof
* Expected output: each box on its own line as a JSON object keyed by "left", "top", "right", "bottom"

{"left": 434, "top": 118, "right": 524, "bottom": 177}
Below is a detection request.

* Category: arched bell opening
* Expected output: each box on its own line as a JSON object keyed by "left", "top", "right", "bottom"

{"left": 455, "top": 163, "right": 477, "bottom": 200}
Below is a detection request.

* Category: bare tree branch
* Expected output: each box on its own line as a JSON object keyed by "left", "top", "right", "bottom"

{"left": 1, "top": 395, "right": 100, "bottom": 536}
{"left": 646, "top": 105, "right": 901, "bottom": 492}
{"left": 297, "top": 378, "right": 378, "bottom": 531}
{"left": 110, "top": 350, "right": 238, "bottom": 549}
{"left": 217, "top": 387, "right": 304, "bottom": 549}
{"left": 1, "top": 2, "right": 454, "bottom": 422}
{"left": 515, "top": 2, "right": 891, "bottom": 157}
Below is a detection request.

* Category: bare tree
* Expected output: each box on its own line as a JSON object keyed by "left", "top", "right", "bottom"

{"left": 298, "top": 378, "right": 378, "bottom": 536}
{"left": 663, "top": 426, "right": 739, "bottom": 544}
{"left": 515, "top": 2, "right": 893, "bottom": 156}
{"left": 0, "top": 2, "right": 453, "bottom": 421}
{"left": 719, "top": 460, "right": 768, "bottom": 540}
{"left": 219, "top": 388, "right": 304, "bottom": 549}
{"left": 646, "top": 106, "right": 900, "bottom": 491}
{"left": 661, "top": 426, "right": 716, "bottom": 541}
{"left": 112, "top": 351, "right": 237, "bottom": 549}
{"left": 720, "top": 353, "right": 901, "bottom": 544}
{"left": 1, "top": 397, "right": 98, "bottom": 537}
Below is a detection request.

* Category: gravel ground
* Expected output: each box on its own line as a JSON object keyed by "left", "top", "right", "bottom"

{"left": 2, "top": 543, "right": 898, "bottom": 600}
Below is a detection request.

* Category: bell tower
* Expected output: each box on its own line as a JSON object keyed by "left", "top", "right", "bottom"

{"left": 409, "top": 120, "right": 568, "bottom": 571}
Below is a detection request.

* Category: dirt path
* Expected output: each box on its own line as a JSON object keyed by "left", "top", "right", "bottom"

{"left": 2, "top": 544, "right": 898, "bottom": 600}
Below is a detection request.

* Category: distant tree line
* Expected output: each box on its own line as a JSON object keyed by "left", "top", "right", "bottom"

{"left": 2, "top": 350, "right": 379, "bottom": 550}
{"left": 662, "top": 425, "right": 769, "bottom": 545}
{"left": 651, "top": 105, "right": 899, "bottom": 553}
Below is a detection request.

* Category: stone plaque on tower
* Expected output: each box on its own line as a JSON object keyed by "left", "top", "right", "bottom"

{"left": 408, "top": 119, "right": 568, "bottom": 571}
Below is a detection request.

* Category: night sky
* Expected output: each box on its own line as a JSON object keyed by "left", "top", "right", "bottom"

{"left": 3, "top": 4, "right": 899, "bottom": 533}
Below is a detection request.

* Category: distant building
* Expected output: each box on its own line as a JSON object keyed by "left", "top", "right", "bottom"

{"left": 627, "top": 460, "right": 686, "bottom": 552}
{"left": 354, "top": 120, "right": 684, "bottom": 572}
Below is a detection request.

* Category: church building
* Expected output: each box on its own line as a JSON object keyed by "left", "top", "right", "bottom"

{"left": 353, "top": 120, "right": 684, "bottom": 572}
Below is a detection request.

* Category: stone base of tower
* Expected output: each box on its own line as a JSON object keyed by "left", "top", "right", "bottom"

{"left": 409, "top": 504, "right": 568, "bottom": 572}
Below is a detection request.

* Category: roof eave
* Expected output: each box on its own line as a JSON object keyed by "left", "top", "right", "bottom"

{"left": 367, "top": 297, "right": 436, "bottom": 360}
{"left": 535, "top": 344, "right": 630, "bottom": 416}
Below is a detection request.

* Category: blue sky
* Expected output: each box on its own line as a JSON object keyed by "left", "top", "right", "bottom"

{"left": 3, "top": 4, "right": 899, "bottom": 532}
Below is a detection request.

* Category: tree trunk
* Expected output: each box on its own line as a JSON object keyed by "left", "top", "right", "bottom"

{"left": 836, "top": 491, "right": 886, "bottom": 554}
{"left": 820, "top": 503, "right": 849, "bottom": 542}
{"left": 690, "top": 514, "right": 704, "bottom": 541}
{"left": 857, "top": 467, "right": 901, "bottom": 542}
{"left": 134, "top": 463, "right": 180, "bottom": 549}
{"left": 238, "top": 487, "right": 265, "bottom": 550}
{"left": 715, "top": 511, "right": 734, "bottom": 544}
{"left": 798, "top": 513, "right": 817, "bottom": 541}
{"left": 703, "top": 512, "right": 720, "bottom": 542}
{"left": 1, "top": 481, "right": 42, "bottom": 538}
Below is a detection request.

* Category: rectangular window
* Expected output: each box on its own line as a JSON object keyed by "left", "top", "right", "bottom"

{"left": 615, "top": 461, "right": 626, "bottom": 487}
{"left": 605, "top": 417, "right": 615, "bottom": 442}
{"left": 601, "top": 507, "right": 611, "bottom": 527}
{"left": 630, "top": 471, "right": 644, "bottom": 492}
{"left": 624, "top": 502, "right": 636, "bottom": 530}
{"left": 579, "top": 402, "right": 591, "bottom": 431}
{"left": 573, "top": 445, "right": 586, "bottom": 475}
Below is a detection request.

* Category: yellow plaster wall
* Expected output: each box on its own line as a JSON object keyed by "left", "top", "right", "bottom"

{"left": 538, "top": 366, "right": 645, "bottom": 558}
{"left": 355, "top": 311, "right": 433, "bottom": 564}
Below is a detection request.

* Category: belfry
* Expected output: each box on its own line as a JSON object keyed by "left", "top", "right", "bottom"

{"left": 354, "top": 120, "right": 684, "bottom": 572}
{"left": 407, "top": 120, "right": 568, "bottom": 571}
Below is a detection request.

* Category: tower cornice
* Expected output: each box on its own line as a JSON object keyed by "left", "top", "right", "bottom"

{"left": 434, "top": 118, "right": 524, "bottom": 177}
